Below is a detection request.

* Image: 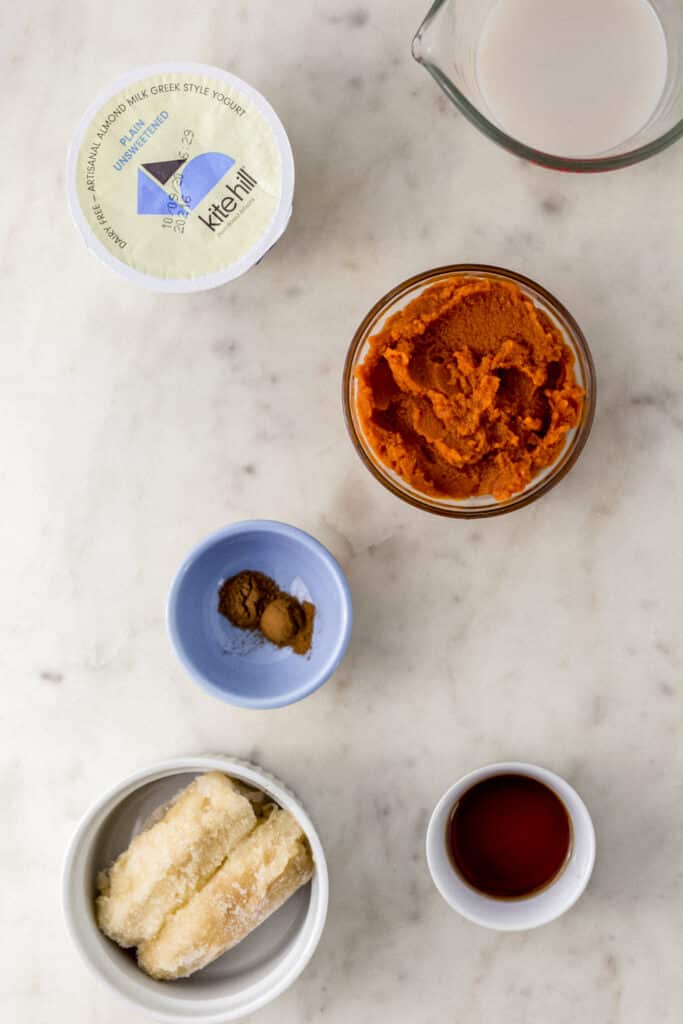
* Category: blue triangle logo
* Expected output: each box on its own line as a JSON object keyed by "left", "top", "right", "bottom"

{"left": 180, "top": 152, "right": 236, "bottom": 209}
{"left": 137, "top": 169, "right": 181, "bottom": 215}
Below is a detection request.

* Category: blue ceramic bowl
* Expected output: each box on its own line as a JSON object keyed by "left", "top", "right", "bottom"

{"left": 168, "top": 521, "right": 353, "bottom": 708}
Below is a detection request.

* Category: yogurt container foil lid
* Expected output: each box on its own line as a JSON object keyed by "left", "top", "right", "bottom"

{"left": 67, "top": 62, "right": 294, "bottom": 292}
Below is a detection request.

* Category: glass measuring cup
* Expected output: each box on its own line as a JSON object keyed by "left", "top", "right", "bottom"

{"left": 412, "top": 0, "right": 683, "bottom": 171}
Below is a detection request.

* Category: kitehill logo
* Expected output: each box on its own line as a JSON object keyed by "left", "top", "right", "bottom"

{"left": 137, "top": 151, "right": 257, "bottom": 225}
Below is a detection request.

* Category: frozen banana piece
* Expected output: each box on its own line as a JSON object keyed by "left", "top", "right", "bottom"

{"left": 137, "top": 807, "right": 314, "bottom": 979}
{"left": 96, "top": 772, "right": 257, "bottom": 947}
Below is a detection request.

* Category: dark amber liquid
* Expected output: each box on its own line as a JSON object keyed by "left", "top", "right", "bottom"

{"left": 447, "top": 774, "right": 571, "bottom": 899}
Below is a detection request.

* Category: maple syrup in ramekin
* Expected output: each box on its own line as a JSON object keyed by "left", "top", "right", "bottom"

{"left": 447, "top": 773, "right": 572, "bottom": 900}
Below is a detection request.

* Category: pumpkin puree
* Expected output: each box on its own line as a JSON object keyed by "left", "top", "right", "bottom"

{"left": 356, "top": 276, "right": 584, "bottom": 501}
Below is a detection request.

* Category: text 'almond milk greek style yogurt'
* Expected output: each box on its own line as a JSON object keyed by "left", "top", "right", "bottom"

{"left": 67, "top": 63, "right": 294, "bottom": 292}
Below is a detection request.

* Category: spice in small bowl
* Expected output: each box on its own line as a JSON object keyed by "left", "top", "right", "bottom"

{"left": 218, "top": 570, "right": 315, "bottom": 655}
{"left": 167, "top": 521, "right": 352, "bottom": 708}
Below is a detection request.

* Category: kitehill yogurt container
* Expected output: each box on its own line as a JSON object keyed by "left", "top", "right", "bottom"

{"left": 67, "top": 62, "right": 294, "bottom": 292}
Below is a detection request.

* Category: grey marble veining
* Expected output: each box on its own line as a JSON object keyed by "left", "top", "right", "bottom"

{"left": 2, "top": 1, "right": 683, "bottom": 1022}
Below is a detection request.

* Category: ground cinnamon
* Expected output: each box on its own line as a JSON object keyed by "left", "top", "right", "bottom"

{"left": 218, "top": 571, "right": 315, "bottom": 655}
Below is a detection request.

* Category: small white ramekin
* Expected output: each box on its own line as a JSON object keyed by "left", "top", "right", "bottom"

{"left": 62, "top": 755, "right": 328, "bottom": 1022}
{"left": 426, "top": 762, "right": 595, "bottom": 931}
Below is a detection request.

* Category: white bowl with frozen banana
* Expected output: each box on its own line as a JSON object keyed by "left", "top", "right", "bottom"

{"left": 62, "top": 755, "right": 328, "bottom": 1023}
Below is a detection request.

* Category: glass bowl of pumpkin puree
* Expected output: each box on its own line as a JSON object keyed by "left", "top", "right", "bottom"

{"left": 343, "top": 266, "right": 595, "bottom": 518}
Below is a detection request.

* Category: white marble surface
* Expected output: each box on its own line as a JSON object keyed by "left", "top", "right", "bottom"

{"left": 2, "top": 1, "right": 683, "bottom": 1021}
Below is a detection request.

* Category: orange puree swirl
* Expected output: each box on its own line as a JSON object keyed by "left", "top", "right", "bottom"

{"left": 356, "top": 276, "right": 584, "bottom": 501}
